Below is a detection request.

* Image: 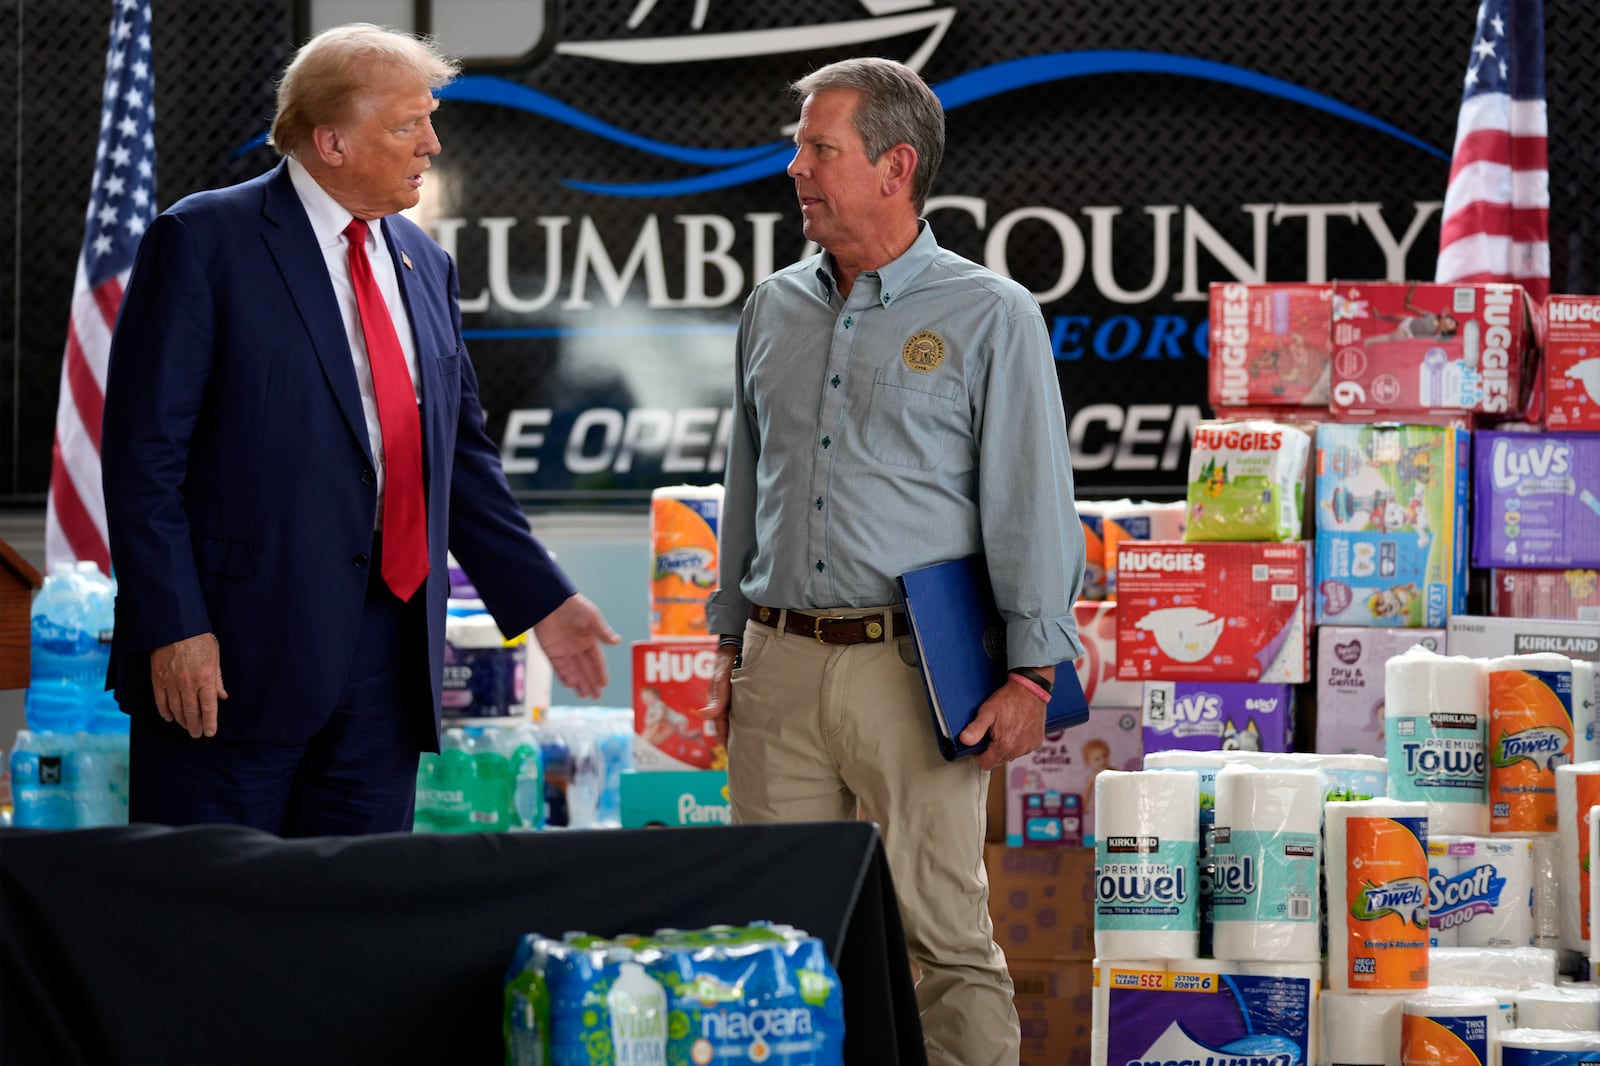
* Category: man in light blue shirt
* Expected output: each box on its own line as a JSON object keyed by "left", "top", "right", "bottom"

{"left": 700, "top": 58, "right": 1085, "bottom": 1064}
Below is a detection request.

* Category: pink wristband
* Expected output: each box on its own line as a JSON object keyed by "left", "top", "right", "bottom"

{"left": 1007, "top": 673, "right": 1051, "bottom": 703}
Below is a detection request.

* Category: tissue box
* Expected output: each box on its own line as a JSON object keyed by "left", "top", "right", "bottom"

{"left": 1070, "top": 602, "right": 1144, "bottom": 708}
{"left": 1315, "top": 626, "right": 1446, "bottom": 756}
{"left": 1006, "top": 708, "right": 1142, "bottom": 848}
{"left": 631, "top": 641, "right": 723, "bottom": 771}
{"left": 1330, "top": 280, "right": 1538, "bottom": 417}
{"left": 1141, "top": 681, "right": 1293, "bottom": 754}
{"left": 1491, "top": 569, "right": 1600, "bottom": 621}
{"left": 1313, "top": 423, "right": 1470, "bottom": 627}
{"left": 1208, "top": 283, "right": 1334, "bottom": 407}
{"left": 1545, "top": 295, "right": 1600, "bottom": 431}
{"left": 1473, "top": 431, "right": 1600, "bottom": 569}
{"left": 1447, "top": 615, "right": 1600, "bottom": 662}
{"left": 1114, "top": 541, "right": 1311, "bottom": 683}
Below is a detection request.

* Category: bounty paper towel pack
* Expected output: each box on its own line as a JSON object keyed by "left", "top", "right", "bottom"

{"left": 1385, "top": 647, "right": 1490, "bottom": 835}
{"left": 1318, "top": 626, "right": 1446, "bottom": 756}
{"left": 649, "top": 484, "right": 722, "bottom": 638}
{"left": 1140, "top": 681, "right": 1294, "bottom": 754}
{"left": 1207, "top": 282, "right": 1334, "bottom": 408}
{"left": 1184, "top": 420, "right": 1312, "bottom": 542}
{"left": 1474, "top": 432, "right": 1600, "bottom": 570}
{"left": 1325, "top": 798, "right": 1431, "bottom": 993}
{"left": 1315, "top": 423, "right": 1470, "bottom": 628}
{"left": 1488, "top": 655, "right": 1577, "bottom": 835}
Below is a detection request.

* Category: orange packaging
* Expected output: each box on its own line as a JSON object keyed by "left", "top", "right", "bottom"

{"left": 1487, "top": 656, "right": 1574, "bottom": 834}
{"left": 1341, "top": 813, "right": 1429, "bottom": 991}
{"left": 649, "top": 485, "right": 722, "bottom": 639}
{"left": 1581, "top": 775, "right": 1600, "bottom": 941}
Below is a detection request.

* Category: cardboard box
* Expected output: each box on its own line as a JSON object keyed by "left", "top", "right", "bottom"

{"left": 1141, "top": 681, "right": 1294, "bottom": 754}
{"left": 1473, "top": 432, "right": 1600, "bottom": 569}
{"left": 1071, "top": 602, "right": 1145, "bottom": 708}
{"left": 1446, "top": 614, "right": 1600, "bottom": 661}
{"left": 1313, "top": 423, "right": 1470, "bottom": 627}
{"left": 618, "top": 769, "right": 730, "bottom": 827}
{"left": 1208, "top": 283, "right": 1334, "bottom": 408}
{"left": 1545, "top": 295, "right": 1600, "bottom": 431}
{"left": 1012, "top": 958, "right": 1093, "bottom": 1066}
{"left": 985, "top": 843, "right": 1095, "bottom": 961}
{"left": 1330, "top": 280, "right": 1538, "bottom": 417}
{"left": 1492, "top": 569, "right": 1600, "bottom": 621}
{"left": 1006, "top": 708, "right": 1142, "bottom": 848}
{"left": 631, "top": 640, "right": 724, "bottom": 771}
{"left": 1315, "top": 626, "right": 1445, "bottom": 755}
{"left": 1114, "top": 541, "right": 1311, "bottom": 683}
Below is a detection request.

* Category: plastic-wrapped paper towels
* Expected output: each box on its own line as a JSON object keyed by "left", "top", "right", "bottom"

{"left": 1093, "top": 769, "right": 1200, "bottom": 960}
{"left": 1497, "top": 1028, "right": 1600, "bottom": 1064}
{"left": 649, "top": 484, "right": 722, "bottom": 638}
{"left": 1430, "top": 946, "right": 1560, "bottom": 990}
{"left": 1428, "top": 835, "right": 1536, "bottom": 949}
{"left": 1210, "top": 764, "right": 1322, "bottom": 961}
{"left": 1555, "top": 762, "right": 1600, "bottom": 953}
{"left": 1488, "top": 654, "right": 1577, "bottom": 835}
{"left": 1385, "top": 646, "right": 1489, "bottom": 835}
{"left": 1400, "top": 989, "right": 1502, "bottom": 1066}
{"left": 1325, "top": 798, "right": 1430, "bottom": 992}
{"left": 1321, "top": 989, "right": 1407, "bottom": 1066}
{"left": 1514, "top": 985, "right": 1600, "bottom": 1032}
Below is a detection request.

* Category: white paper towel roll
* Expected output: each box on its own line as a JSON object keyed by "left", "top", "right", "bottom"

{"left": 1556, "top": 763, "right": 1600, "bottom": 953}
{"left": 1573, "top": 660, "right": 1598, "bottom": 764}
{"left": 1515, "top": 984, "right": 1600, "bottom": 1032}
{"left": 1430, "top": 836, "right": 1537, "bottom": 949}
{"left": 1497, "top": 1027, "right": 1600, "bottom": 1056}
{"left": 1400, "top": 989, "right": 1501, "bottom": 1066}
{"left": 1385, "top": 647, "right": 1490, "bottom": 835}
{"left": 1488, "top": 653, "right": 1575, "bottom": 836}
{"left": 1325, "top": 798, "right": 1431, "bottom": 992}
{"left": 1090, "top": 959, "right": 1166, "bottom": 1066}
{"left": 1093, "top": 770, "right": 1201, "bottom": 960}
{"left": 1321, "top": 989, "right": 1407, "bottom": 1066}
{"left": 1531, "top": 835, "right": 1562, "bottom": 950}
{"left": 1211, "top": 765, "right": 1323, "bottom": 961}
{"left": 1430, "top": 946, "right": 1559, "bottom": 990}
{"left": 1143, "top": 750, "right": 1224, "bottom": 829}
{"left": 1430, "top": 836, "right": 1464, "bottom": 949}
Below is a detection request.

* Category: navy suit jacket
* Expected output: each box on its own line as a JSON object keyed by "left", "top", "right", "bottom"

{"left": 102, "top": 162, "right": 574, "bottom": 745}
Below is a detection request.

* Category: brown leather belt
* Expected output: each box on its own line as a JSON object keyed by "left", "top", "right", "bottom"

{"left": 749, "top": 604, "right": 909, "bottom": 645}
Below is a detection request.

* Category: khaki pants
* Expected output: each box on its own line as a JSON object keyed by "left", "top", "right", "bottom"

{"left": 728, "top": 608, "right": 1019, "bottom": 1066}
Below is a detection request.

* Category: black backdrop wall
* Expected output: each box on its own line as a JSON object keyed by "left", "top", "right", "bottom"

{"left": 3, "top": 1, "right": 1597, "bottom": 504}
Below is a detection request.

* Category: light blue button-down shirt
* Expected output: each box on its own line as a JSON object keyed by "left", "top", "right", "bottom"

{"left": 706, "top": 223, "right": 1086, "bottom": 668}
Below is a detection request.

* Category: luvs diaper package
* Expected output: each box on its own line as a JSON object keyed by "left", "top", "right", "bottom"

{"left": 1473, "top": 431, "right": 1600, "bottom": 569}
{"left": 1184, "top": 420, "right": 1312, "bottom": 542}
{"left": 1314, "top": 423, "right": 1469, "bottom": 627}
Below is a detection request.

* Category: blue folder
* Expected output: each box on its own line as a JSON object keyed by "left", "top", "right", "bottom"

{"left": 897, "top": 554, "right": 1090, "bottom": 761}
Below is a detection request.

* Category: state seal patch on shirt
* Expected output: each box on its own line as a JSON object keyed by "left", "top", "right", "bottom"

{"left": 901, "top": 330, "right": 945, "bottom": 373}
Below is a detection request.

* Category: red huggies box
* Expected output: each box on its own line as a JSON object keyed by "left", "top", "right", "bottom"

{"left": 1208, "top": 283, "right": 1334, "bottom": 408}
{"left": 1545, "top": 295, "right": 1600, "bottom": 431}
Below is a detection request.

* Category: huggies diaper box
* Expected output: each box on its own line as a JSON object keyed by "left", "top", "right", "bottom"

{"left": 1140, "top": 680, "right": 1294, "bottom": 753}
{"left": 1545, "top": 294, "right": 1600, "bottom": 431}
{"left": 1473, "top": 431, "right": 1600, "bottom": 569}
{"left": 1313, "top": 423, "right": 1470, "bottom": 627}
{"left": 1183, "top": 420, "right": 1311, "bottom": 542}
{"left": 1005, "top": 706, "right": 1141, "bottom": 847}
{"left": 1491, "top": 568, "right": 1600, "bottom": 621}
{"left": 1315, "top": 625, "right": 1445, "bottom": 755}
{"left": 1329, "top": 280, "right": 1539, "bottom": 418}
{"left": 1207, "top": 282, "right": 1334, "bottom": 408}
{"left": 631, "top": 641, "right": 725, "bottom": 771}
{"left": 1114, "top": 541, "right": 1311, "bottom": 683}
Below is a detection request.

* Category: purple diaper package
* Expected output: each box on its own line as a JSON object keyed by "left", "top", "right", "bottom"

{"left": 1140, "top": 681, "right": 1294, "bottom": 754}
{"left": 1099, "top": 967, "right": 1314, "bottom": 1066}
{"left": 1474, "top": 431, "right": 1600, "bottom": 569}
{"left": 1315, "top": 625, "right": 1445, "bottom": 755}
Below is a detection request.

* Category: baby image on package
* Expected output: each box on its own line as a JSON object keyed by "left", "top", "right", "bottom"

{"left": 1313, "top": 424, "right": 1469, "bottom": 627}
{"left": 1184, "top": 420, "right": 1311, "bottom": 542}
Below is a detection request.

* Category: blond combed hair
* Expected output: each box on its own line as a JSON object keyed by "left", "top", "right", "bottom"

{"left": 269, "top": 23, "right": 460, "bottom": 156}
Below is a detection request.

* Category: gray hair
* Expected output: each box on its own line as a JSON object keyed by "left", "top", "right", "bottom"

{"left": 271, "top": 23, "right": 460, "bottom": 156}
{"left": 792, "top": 57, "right": 945, "bottom": 212}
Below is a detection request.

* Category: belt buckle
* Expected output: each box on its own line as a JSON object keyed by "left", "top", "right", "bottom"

{"left": 810, "top": 614, "right": 849, "bottom": 643}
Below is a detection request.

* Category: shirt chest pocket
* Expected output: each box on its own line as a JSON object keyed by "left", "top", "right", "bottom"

{"left": 864, "top": 367, "right": 963, "bottom": 470}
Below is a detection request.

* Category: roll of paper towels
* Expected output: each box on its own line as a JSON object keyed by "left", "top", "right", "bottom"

{"left": 1322, "top": 989, "right": 1407, "bottom": 1066}
{"left": 1325, "top": 798, "right": 1431, "bottom": 992}
{"left": 1429, "top": 836, "right": 1464, "bottom": 949}
{"left": 1400, "top": 989, "right": 1501, "bottom": 1066}
{"left": 1555, "top": 762, "right": 1600, "bottom": 952}
{"left": 1143, "top": 750, "right": 1224, "bottom": 828}
{"left": 1093, "top": 770, "right": 1201, "bottom": 960}
{"left": 1211, "top": 765, "right": 1323, "bottom": 961}
{"left": 1488, "top": 654, "right": 1576, "bottom": 835}
{"left": 1573, "top": 660, "right": 1598, "bottom": 764}
{"left": 1430, "top": 946, "right": 1559, "bottom": 990}
{"left": 1385, "top": 647, "right": 1489, "bottom": 835}
{"left": 1497, "top": 1028, "right": 1600, "bottom": 1061}
{"left": 1318, "top": 753, "right": 1390, "bottom": 804}
{"left": 1430, "top": 836, "right": 1536, "bottom": 949}
{"left": 1515, "top": 984, "right": 1600, "bottom": 1032}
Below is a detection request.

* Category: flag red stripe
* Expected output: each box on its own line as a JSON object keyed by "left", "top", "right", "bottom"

{"left": 49, "top": 436, "right": 110, "bottom": 574}
{"left": 1438, "top": 203, "right": 1551, "bottom": 249}
{"left": 92, "top": 276, "right": 124, "bottom": 332}
{"left": 1449, "top": 130, "right": 1549, "bottom": 179}
{"left": 63, "top": 322, "right": 106, "bottom": 452}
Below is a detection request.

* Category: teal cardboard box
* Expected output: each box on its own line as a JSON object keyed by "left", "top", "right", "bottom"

{"left": 619, "top": 770, "right": 730, "bottom": 828}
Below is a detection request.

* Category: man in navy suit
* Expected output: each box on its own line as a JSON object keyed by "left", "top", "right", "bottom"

{"left": 101, "top": 24, "right": 619, "bottom": 836}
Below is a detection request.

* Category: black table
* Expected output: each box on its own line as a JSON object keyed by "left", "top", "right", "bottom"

{"left": 1, "top": 820, "right": 925, "bottom": 1064}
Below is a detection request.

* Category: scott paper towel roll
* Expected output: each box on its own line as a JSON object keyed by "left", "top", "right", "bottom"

{"left": 1488, "top": 654, "right": 1576, "bottom": 835}
{"left": 1430, "top": 946, "right": 1559, "bottom": 990}
{"left": 1497, "top": 1029, "right": 1600, "bottom": 1062}
{"left": 1325, "top": 798, "right": 1430, "bottom": 992}
{"left": 1211, "top": 765, "right": 1322, "bottom": 961}
{"left": 1322, "top": 989, "right": 1407, "bottom": 1066}
{"left": 649, "top": 484, "right": 722, "bottom": 638}
{"left": 1385, "top": 647, "right": 1490, "bottom": 835}
{"left": 1555, "top": 763, "right": 1600, "bottom": 952}
{"left": 1515, "top": 985, "right": 1600, "bottom": 1032}
{"left": 1093, "top": 770, "right": 1201, "bottom": 960}
{"left": 1401, "top": 989, "right": 1501, "bottom": 1066}
{"left": 1429, "top": 836, "right": 1536, "bottom": 949}
{"left": 1574, "top": 661, "right": 1598, "bottom": 764}
{"left": 1429, "top": 837, "right": 1464, "bottom": 949}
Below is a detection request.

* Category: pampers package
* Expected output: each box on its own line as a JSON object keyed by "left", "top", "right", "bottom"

{"left": 1006, "top": 706, "right": 1142, "bottom": 848}
{"left": 1208, "top": 282, "right": 1334, "bottom": 407}
{"left": 1329, "top": 280, "right": 1540, "bottom": 418}
{"left": 1184, "top": 420, "right": 1311, "bottom": 542}
{"left": 1314, "top": 423, "right": 1469, "bottom": 627}
{"left": 1473, "top": 431, "right": 1600, "bottom": 569}
{"left": 504, "top": 924, "right": 845, "bottom": 1066}
{"left": 1140, "top": 681, "right": 1293, "bottom": 754}
{"left": 1115, "top": 541, "right": 1311, "bottom": 683}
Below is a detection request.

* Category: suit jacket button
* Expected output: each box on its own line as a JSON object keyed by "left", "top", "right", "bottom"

{"left": 360, "top": 468, "right": 375, "bottom": 486}
{"left": 353, "top": 553, "right": 370, "bottom": 568}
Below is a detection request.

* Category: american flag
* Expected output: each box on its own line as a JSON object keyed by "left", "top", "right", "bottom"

{"left": 1435, "top": 0, "right": 1549, "bottom": 303}
{"left": 45, "top": 0, "right": 157, "bottom": 575}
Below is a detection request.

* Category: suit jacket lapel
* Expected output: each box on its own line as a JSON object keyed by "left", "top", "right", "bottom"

{"left": 259, "top": 162, "right": 373, "bottom": 463}
{"left": 381, "top": 219, "right": 440, "bottom": 476}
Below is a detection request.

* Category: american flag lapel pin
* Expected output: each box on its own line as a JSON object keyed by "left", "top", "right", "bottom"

{"left": 401, "top": 250, "right": 414, "bottom": 271}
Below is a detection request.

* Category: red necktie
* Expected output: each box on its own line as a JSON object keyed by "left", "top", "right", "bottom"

{"left": 344, "top": 218, "right": 429, "bottom": 602}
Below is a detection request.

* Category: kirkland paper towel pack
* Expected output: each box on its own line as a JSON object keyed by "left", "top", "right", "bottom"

{"left": 1093, "top": 770, "right": 1201, "bottom": 959}
{"left": 1429, "top": 836, "right": 1537, "bottom": 949}
{"left": 1143, "top": 750, "right": 1225, "bottom": 829}
{"left": 1325, "top": 798, "right": 1431, "bottom": 992}
{"left": 1211, "top": 765, "right": 1322, "bottom": 961}
{"left": 1322, "top": 989, "right": 1408, "bottom": 1066}
{"left": 1400, "top": 989, "right": 1502, "bottom": 1066}
{"left": 1386, "top": 647, "right": 1490, "bottom": 835}
{"left": 1555, "top": 763, "right": 1600, "bottom": 952}
{"left": 1489, "top": 655, "right": 1578, "bottom": 835}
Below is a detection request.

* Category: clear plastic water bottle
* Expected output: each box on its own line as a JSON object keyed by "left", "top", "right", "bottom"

{"left": 566, "top": 730, "right": 603, "bottom": 830}
{"left": 26, "top": 564, "right": 96, "bottom": 733}
{"left": 514, "top": 741, "right": 545, "bottom": 830}
{"left": 11, "top": 730, "right": 75, "bottom": 828}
